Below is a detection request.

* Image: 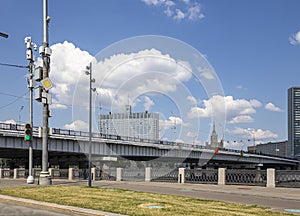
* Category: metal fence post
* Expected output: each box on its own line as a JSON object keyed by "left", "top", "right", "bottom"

{"left": 0, "top": 168, "right": 2, "bottom": 179}
{"left": 218, "top": 168, "right": 226, "bottom": 185}
{"left": 267, "top": 168, "right": 275, "bottom": 188}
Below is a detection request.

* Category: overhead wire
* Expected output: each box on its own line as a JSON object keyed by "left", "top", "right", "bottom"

{"left": 0, "top": 91, "right": 29, "bottom": 110}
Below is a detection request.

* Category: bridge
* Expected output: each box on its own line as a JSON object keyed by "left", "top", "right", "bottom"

{"left": 0, "top": 123, "right": 298, "bottom": 169}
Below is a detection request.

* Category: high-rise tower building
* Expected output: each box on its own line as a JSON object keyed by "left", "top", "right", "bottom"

{"left": 288, "top": 87, "right": 300, "bottom": 158}
{"left": 98, "top": 105, "right": 159, "bottom": 140}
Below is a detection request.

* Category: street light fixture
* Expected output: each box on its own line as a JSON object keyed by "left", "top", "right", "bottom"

{"left": 0, "top": 32, "right": 8, "bottom": 38}
{"left": 85, "top": 62, "right": 96, "bottom": 187}
{"left": 18, "top": 105, "right": 24, "bottom": 124}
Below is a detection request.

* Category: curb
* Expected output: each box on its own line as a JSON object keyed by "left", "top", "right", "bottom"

{"left": 0, "top": 194, "right": 127, "bottom": 216}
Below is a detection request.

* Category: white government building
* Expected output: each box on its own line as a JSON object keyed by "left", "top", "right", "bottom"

{"left": 98, "top": 105, "right": 159, "bottom": 140}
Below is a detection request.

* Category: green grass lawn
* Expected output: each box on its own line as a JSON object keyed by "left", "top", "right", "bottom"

{"left": 0, "top": 186, "right": 293, "bottom": 216}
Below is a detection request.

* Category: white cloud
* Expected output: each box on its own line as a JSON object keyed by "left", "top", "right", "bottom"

{"left": 1, "top": 119, "right": 16, "bottom": 124}
{"left": 228, "top": 127, "right": 278, "bottom": 141}
{"left": 142, "top": 0, "right": 165, "bottom": 5}
{"left": 197, "top": 67, "right": 215, "bottom": 80}
{"left": 143, "top": 96, "right": 155, "bottom": 111}
{"left": 187, "top": 4, "right": 204, "bottom": 20}
{"left": 228, "top": 115, "right": 253, "bottom": 124}
{"left": 289, "top": 31, "right": 300, "bottom": 45}
{"left": 47, "top": 42, "right": 193, "bottom": 115}
{"left": 142, "top": 0, "right": 204, "bottom": 21}
{"left": 38, "top": 41, "right": 93, "bottom": 109}
{"left": 174, "top": 9, "right": 185, "bottom": 20}
{"left": 188, "top": 95, "right": 262, "bottom": 124}
{"left": 236, "top": 85, "right": 247, "bottom": 91}
{"left": 265, "top": 103, "right": 283, "bottom": 112}
{"left": 91, "top": 48, "right": 192, "bottom": 112}
{"left": 64, "top": 120, "right": 88, "bottom": 132}
{"left": 186, "top": 131, "right": 196, "bottom": 137}
{"left": 187, "top": 95, "right": 197, "bottom": 105}
{"left": 160, "top": 116, "right": 188, "bottom": 130}
{"left": 224, "top": 127, "right": 279, "bottom": 150}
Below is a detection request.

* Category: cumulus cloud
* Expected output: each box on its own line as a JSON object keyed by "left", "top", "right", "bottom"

{"left": 228, "top": 127, "right": 278, "bottom": 141}
{"left": 187, "top": 95, "right": 197, "bottom": 105}
{"left": 38, "top": 41, "right": 93, "bottom": 109}
{"left": 64, "top": 120, "right": 89, "bottom": 132}
{"left": 265, "top": 103, "right": 283, "bottom": 112}
{"left": 91, "top": 48, "right": 192, "bottom": 112}
{"left": 143, "top": 96, "right": 155, "bottom": 111}
{"left": 174, "top": 9, "right": 185, "bottom": 20}
{"left": 142, "top": 0, "right": 204, "bottom": 21}
{"left": 188, "top": 95, "right": 262, "bottom": 124}
{"left": 1, "top": 119, "right": 16, "bottom": 124}
{"left": 228, "top": 115, "right": 253, "bottom": 124}
{"left": 160, "top": 116, "right": 188, "bottom": 130}
{"left": 289, "top": 31, "right": 300, "bottom": 45}
{"left": 47, "top": 42, "right": 192, "bottom": 115}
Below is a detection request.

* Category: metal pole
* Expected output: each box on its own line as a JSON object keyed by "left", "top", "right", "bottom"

{"left": 39, "top": 0, "right": 51, "bottom": 185}
{"left": 88, "top": 62, "right": 92, "bottom": 187}
{"left": 27, "top": 59, "right": 34, "bottom": 184}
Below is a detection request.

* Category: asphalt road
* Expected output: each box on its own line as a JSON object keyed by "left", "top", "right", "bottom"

{"left": 0, "top": 199, "right": 75, "bottom": 216}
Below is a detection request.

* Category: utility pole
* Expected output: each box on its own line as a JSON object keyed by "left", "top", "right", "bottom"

{"left": 39, "top": 0, "right": 52, "bottom": 185}
{"left": 24, "top": 36, "right": 37, "bottom": 184}
{"left": 85, "top": 62, "right": 96, "bottom": 187}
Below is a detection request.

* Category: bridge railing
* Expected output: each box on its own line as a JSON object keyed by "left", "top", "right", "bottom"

{"left": 151, "top": 169, "right": 178, "bottom": 183}
{"left": 122, "top": 168, "right": 145, "bottom": 181}
{"left": 276, "top": 170, "right": 300, "bottom": 188}
{"left": 225, "top": 169, "right": 267, "bottom": 186}
{"left": 185, "top": 169, "right": 218, "bottom": 184}
{"left": 0, "top": 167, "right": 300, "bottom": 188}
{"left": 0, "top": 122, "right": 298, "bottom": 164}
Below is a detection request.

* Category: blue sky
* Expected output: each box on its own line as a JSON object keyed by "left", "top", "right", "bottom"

{"left": 0, "top": 0, "right": 300, "bottom": 150}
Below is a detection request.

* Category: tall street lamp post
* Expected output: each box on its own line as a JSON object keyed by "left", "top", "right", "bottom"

{"left": 39, "top": 0, "right": 52, "bottom": 185}
{"left": 24, "top": 36, "right": 37, "bottom": 184}
{"left": 85, "top": 62, "right": 96, "bottom": 187}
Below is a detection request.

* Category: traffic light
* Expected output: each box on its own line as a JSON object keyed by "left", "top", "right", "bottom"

{"left": 24, "top": 123, "right": 32, "bottom": 141}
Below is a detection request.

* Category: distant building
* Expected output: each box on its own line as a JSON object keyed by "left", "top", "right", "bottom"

{"left": 247, "top": 141, "right": 289, "bottom": 157}
{"left": 288, "top": 87, "right": 300, "bottom": 158}
{"left": 98, "top": 105, "right": 159, "bottom": 140}
{"left": 206, "top": 124, "right": 224, "bottom": 149}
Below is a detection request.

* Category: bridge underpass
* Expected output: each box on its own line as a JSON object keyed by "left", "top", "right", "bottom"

{"left": 0, "top": 123, "right": 299, "bottom": 170}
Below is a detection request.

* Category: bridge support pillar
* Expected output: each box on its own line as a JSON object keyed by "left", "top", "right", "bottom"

{"left": 178, "top": 168, "right": 185, "bottom": 184}
{"left": 116, "top": 168, "right": 123, "bottom": 181}
{"left": 13, "top": 168, "right": 18, "bottom": 179}
{"left": 267, "top": 168, "right": 275, "bottom": 188}
{"left": 68, "top": 168, "right": 74, "bottom": 181}
{"left": 218, "top": 168, "right": 226, "bottom": 185}
{"left": 145, "top": 167, "right": 152, "bottom": 182}
{"left": 91, "top": 167, "right": 96, "bottom": 181}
